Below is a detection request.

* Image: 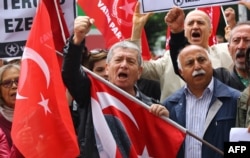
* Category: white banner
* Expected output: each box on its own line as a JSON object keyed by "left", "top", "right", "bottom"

{"left": 0, "top": 0, "right": 76, "bottom": 58}
{"left": 140, "top": 0, "right": 240, "bottom": 13}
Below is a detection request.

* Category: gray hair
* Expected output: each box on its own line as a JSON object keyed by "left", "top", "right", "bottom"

{"left": 106, "top": 40, "right": 142, "bottom": 66}
{"left": 0, "top": 64, "right": 20, "bottom": 106}
{"left": 0, "top": 64, "right": 20, "bottom": 82}
{"left": 228, "top": 21, "right": 250, "bottom": 43}
{"left": 177, "top": 45, "right": 211, "bottom": 71}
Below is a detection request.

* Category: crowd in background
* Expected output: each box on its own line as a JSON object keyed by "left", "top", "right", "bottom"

{"left": 1, "top": 0, "right": 250, "bottom": 158}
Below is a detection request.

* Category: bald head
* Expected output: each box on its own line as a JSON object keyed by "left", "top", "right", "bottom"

{"left": 177, "top": 45, "right": 213, "bottom": 93}
{"left": 184, "top": 10, "right": 212, "bottom": 48}
{"left": 185, "top": 10, "right": 211, "bottom": 27}
{"left": 177, "top": 45, "right": 210, "bottom": 70}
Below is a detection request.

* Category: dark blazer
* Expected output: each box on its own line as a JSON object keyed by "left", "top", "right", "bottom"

{"left": 169, "top": 31, "right": 246, "bottom": 92}
{"left": 162, "top": 78, "right": 241, "bottom": 158}
{"left": 62, "top": 37, "right": 159, "bottom": 158}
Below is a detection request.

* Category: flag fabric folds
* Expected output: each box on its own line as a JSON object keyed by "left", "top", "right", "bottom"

{"left": 87, "top": 70, "right": 185, "bottom": 157}
{"left": 198, "top": 6, "right": 221, "bottom": 46}
{"left": 11, "top": 0, "right": 79, "bottom": 157}
{"left": 78, "top": 0, "right": 151, "bottom": 60}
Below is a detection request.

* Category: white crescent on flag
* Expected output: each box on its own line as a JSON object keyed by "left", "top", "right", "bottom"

{"left": 16, "top": 47, "right": 50, "bottom": 99}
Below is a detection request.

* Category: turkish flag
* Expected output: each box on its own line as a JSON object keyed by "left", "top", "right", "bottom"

{"left": 78, "top": 0, "right": 151, "bottom": 60}
{"left": 198, "top": 6, "right": 221, "bottom": 46}
{"left": 86, "top": 70, "right": 185, "bottom": 157}
{"left": 11, "top": 0, "right": 79, "bottom": 157}
{"left": 165, "top": 27, "right": 171, "bottom": 50}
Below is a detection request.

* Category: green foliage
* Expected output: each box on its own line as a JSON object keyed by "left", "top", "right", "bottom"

{"left": 144, "top": 5, "right": 241, "bottom": 50}
{"left": 144, "top": 12, "right": 167, "bottom": 50}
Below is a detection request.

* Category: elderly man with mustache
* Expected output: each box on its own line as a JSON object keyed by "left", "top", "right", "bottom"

{"left": 165, "top": 7, "right": 250, "bottom": 91}
{"left": 227, "top": 21, "right": 250, "bottom": 91}
{"left": 163, "top": 45, "right": 241, "bottom": 158}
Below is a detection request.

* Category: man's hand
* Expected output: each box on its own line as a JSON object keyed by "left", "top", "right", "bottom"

{"left": 224, "top": 25, "right": 232, "bottom": 41}
{"left": 224, "top": 7, "right": 236, "bottom": 41}
{"left": 224, "top": 7, "right": 236, "bottom": 28}
{"left": 73, "top": 16, "right": 95, "bottom": 45}
{"left": 131, "top": 2, "right": 153, "bottom": 40}
{"left": 239, "top": 0, "right": 250, "bottom": 10}
{"left": 149, "top": 104, "right": 169, "bottom": 117}
{"left": 165, "top": 7, "right": 185, "bottom": 33}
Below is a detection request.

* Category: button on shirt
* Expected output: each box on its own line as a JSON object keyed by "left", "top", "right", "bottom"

{"left": 184, "top": 78, "right": 214, "bottom": 158}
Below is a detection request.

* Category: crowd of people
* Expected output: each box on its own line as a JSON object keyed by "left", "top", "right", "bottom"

{"left": 1, "top": 0, "right": 250, "bottom": 158}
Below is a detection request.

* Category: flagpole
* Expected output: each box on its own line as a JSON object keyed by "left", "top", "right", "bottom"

{"left": 221, "top": 6, "right": 228, "bottom": 26}
{"left": 82, "top": 66, "right": 224, "bottom": 155}
{"left": 186, "top": 131, "right": 224, "bottom": 155}
{"left": 53, "top": 0, "right": 66, "bottom": 56}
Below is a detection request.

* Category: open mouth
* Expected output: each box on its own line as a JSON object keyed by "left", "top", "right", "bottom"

{"left": 10, "top": 92, "right": 17, "bottom": 99}
{"left": 236, "top": 50, "right": 246, "bottom": 63}
{"left": 236, "top": 51, "right": 245, "bottom": 58}
{"left": 191, "top": 31, "right": 201, "bottom": 38}
{"left": 118, "top": 72, "right": 128, "bottom": 79}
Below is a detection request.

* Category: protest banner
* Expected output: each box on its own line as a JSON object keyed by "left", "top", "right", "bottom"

{"left": 139, "top": 0, "right": 240, "bottom": 13}
{"left": 0, "top": 0, "right": 76, "bottom": 58}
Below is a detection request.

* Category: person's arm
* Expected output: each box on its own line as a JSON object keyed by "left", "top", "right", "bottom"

{"left": 169, "top": 31, "right": 188, "bottom": 76}
{"left": 165, "top": 7, "right": 188, "bottom": 77}
{"left": 224, "top": 7, "right": 236, "bottom": 41}
{"left": 131, "top": 2, "right": 152, "bottom": 45}
{"left": 149, "top": 104, "right": 169, "bottom": 117}
{"left": 62, "top": 16, "right": 94, "bottom": 106}
{"left": 239, "top": 0, "right": 250, "bottom": 10}
{"left": 0, "top": 129, "right": 10, "bottom": 158}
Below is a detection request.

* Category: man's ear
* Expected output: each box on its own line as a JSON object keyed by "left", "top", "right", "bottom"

{"left": 105, "top": 63, "right": 109, "bottom": 75}
{"left": 179, "top": 69, "right": 183, "bottom": 77}
{"left": 137, "top": 66, "right": 143, "bottom": 79}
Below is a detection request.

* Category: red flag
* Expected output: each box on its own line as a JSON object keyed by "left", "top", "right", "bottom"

{"left": 11, "top": 0, "right": 79, "bottom": 157}
{"left": 87, "top": 70, "right": 185, "bottom": 157}
{"left": 198, "top": 6, "right": 221, "bottom": 46}
{"left": 78, "top": 0, "right": 151, "bottom": 60}
{"left": 165, "top": 27, "right": 171, "bottom": 50}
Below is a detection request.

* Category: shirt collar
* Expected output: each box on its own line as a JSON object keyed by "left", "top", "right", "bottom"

{"left": 184, "top": 77, "right": 214, "bottom": 96}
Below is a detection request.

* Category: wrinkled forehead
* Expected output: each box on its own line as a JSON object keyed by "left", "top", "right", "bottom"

{"left": 231, "top": 25, "right": 250, "bottom": 38}
{"left": 112, "top": 47, "right": 139, "bottom": 55}
{"left": 110, "top": 47, "right": 140, "bottom": 62}
{"left": 180, "top": 46, "right": 208, "bottom": 58}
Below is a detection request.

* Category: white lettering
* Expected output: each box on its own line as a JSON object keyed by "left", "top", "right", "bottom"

{"left": 241, "top": 146, "right": 246, "bottom": 153}
{"left": 228, "top": 146, "right": 235, "bottom": 153}
{"left": 109, "top": 22, "right": 122, "bottom": 39}
{"left": 99, "top": 5, "right": 111, "bottom": 23}
{"left": 228, "top": 146, "right": 247, "bottom": 153}
{"left": 97, "top": 0, "right": 122, "bottom": 40}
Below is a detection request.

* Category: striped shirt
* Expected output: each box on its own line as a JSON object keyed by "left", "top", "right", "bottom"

{"left": 184, "top": 78, "right": 214, "bottom": 158}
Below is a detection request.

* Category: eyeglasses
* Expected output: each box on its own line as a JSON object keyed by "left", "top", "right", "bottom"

{"left": 89, "top": 49, "right": 108, "bottom": 55}
{"left": 0, "top": 78, "right": 18, "bottom": 88}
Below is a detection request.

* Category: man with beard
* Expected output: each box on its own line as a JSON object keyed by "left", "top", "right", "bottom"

{"left": 226, "top": 21, "right": 250, "bottom": 91}
{"left": 162, "top": 45, "right": 241, "bottom": 158}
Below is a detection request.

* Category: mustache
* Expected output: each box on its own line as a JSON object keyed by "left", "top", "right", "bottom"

{"left": 192, "top": 69, "right": 206, "bottom": 77}
{"left": 236, "top": 50, "right": 246, "bottom": 58}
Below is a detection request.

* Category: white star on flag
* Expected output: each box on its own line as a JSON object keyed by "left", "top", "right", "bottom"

{"left": 119, "top": 0, "right": 135, "bottom": 19}
{"left": 138, "top": 146, "right": 153, "bottom": 158}
{"left": 38, "top": 93, "right": 51, "bottom": 115}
